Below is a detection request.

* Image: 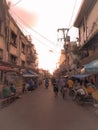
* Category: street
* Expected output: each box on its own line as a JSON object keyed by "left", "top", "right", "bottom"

{"left": 0, "top": 84, "right": 98, "bottom": 130}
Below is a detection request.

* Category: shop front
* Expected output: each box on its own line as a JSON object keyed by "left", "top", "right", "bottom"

{"left": 0, "top": 66, "right": 23, "bottom": 96}
{"left": 81, "top": 59, "right": 98, "bottom": 87}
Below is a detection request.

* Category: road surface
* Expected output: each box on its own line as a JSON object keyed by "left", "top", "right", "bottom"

{"left": 0, "top": 84, "right": 98, "bottom": 130}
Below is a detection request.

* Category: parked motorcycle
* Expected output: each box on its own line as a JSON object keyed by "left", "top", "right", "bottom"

{"left": 74, "top": 88, "right": 94, "bottom": 105}
{"left": 71, "top": 86, "right": 81, "bottom": 97}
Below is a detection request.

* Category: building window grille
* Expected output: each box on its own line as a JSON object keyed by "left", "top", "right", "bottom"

{"left": 10, "top": 30, "right": 17, "bottom": 47}
{"left": 21, "top": 42, "right": 25, "bottom": 54}
{"left": 10, "top": 54, "right": 17, "bottom": 64}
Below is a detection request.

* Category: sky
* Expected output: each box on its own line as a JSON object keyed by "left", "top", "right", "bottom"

{"left": 6, "top": 0, "right": 83, "bottom": 74}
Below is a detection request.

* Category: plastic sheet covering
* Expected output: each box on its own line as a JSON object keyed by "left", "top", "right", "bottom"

{"left": 71, "top": 74, "right": 91, "bottom": 79}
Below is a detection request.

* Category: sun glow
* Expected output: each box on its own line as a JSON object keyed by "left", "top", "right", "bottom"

{"left": 7, "top": 0, "right": 83, "bottom": 73}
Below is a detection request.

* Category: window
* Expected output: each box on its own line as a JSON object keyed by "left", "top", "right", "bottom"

{"left": 10, "top": 54, "right": 17, "bottom": 64}
{"left": 21, "top": 42, "right": 25, "bottom": 54}
{"left": 10, "top": 30, "right": 17, "bottom": 47}
{"left": 21, "top": 60, "right": 25, "bottom": 67}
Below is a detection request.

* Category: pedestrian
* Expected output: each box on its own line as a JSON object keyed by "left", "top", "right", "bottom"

{"left": 22, "top": 83, "right": 26, "bottom": 93}
{"left": 59, "top": 77, "right": 65, "bottom": 93}
{"left": 67, "top": 78, "right": 74, "bottom": 96}
{"left": 51, "top": 77, "right": 56, "bottom": 87}
{"left": 10, "top": 83, "right": 16, "bottom": 94}
{"left": 28, "top": 79, "right": 35, "bottom": 91}
{"left": 44, "top": 78, "right": 49, "bottom": 89}
{"left": 62, "top": 85, "right": 67, "bottom": 99}
{"left": 53, "top": 78, "right": 59, "bottom": 97}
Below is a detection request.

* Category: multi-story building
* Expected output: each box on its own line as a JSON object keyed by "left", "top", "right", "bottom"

{"left": 0, "top": 0, "right": 38, "bottom": 91}
{"left": 74, "top": 0, "right": 98, "bottom": 85}
{"left": 58, "top": 49, "right": 66, "bottom": 76}
{"left": 58, "top": 40, "right": 73, "bottom": 77}
{"left": 69, "top": 41, "right": 80, "bottom": 75}
{"left": 59, "top": 49, "right": 66, "bottom": 65}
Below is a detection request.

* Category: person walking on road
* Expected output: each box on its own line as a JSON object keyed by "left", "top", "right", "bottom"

{"left": 52, "top": 78, "right": 58, "bottom": 97}
{"left": 68, "top": 78, "right": 74, "bottom": 96}
{"left": 28, "top": 79, "right": 35, "bottom": 91}
{"left": 44, "top": 78, "right": 49, "bottom": 89}
{"left": 61, "top": 85, "right": 67, "bottom": 99}
{"left": 59, "top": 77, "right": 65, "bottom": 93}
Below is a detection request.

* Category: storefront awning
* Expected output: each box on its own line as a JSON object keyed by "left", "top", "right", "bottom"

{"left": 84, "top": 59, "right": 98, "bottom": 73}
{"left": 71, "top": 74, "right": 91, "bottom": 79}
{"left": 28, "top": 70, "right": 38, "bottom": 76}
{"left": 23, "top": 71, "right": 38, "bottom": 77}
{"left": 23, "top": 73, "right": 37, "bottom": 77}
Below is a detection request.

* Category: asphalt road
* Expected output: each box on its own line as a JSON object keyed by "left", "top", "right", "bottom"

{"left": 0, "top": 84, "right": 98, "bottom": 130}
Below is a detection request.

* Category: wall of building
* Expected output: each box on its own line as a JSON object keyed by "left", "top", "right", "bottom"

{"left": 87, "top": 1, "right": 98, "bottom": 39}
{"left": 59, "top": 49, "right": 66, "bottom": 65}
{"left": 79, "top": 1, "right": 98, "bottom": 46}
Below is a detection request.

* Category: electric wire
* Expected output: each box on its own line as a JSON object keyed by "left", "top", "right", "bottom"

{"left": 9, "top": 1, "right": 79, "bottom": 47}
{"left": 9, "top": 8, "right": 58, "bottom": 47}
{"left": 66, "top": 0, "right": 78, "bottom": 39}
{"left": 68, "top": 0, "right": 78, "bottom": 29}
{"left": 9, "top": 1, "right": 80, "bottom": 51}
{"left": 56, "top": 0, "right": 78, "bottom": 44}
{"left": 10, "top": 0, "right": 22, "bottom": 7}
{"left": 9, "top": 9, "right": 61, "bottom": 54}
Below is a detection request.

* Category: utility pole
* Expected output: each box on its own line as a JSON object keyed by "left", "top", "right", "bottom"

{"left": 57, "top": 28, "right": 70, "bottom": 75}
{"left": 57, "top": 28, "right": 69, "bottom": 52}
{"left": 57, "top": 28, "right": 69, "bottom": 40}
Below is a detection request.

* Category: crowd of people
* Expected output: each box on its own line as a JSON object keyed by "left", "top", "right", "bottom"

{"left": 51, "top": 76, "right": 68, "bottom": 98}
{"left": 1, "top": 75, "right": 96, "bottom": 103}
{"left": 22, "top": 78, "right": 39, "bottom": 93}
{"left": 0, "top": 78, "right": 38, "bottom": 99}
{"left": 50, "top": 76, "right": 96, "bottom": 100}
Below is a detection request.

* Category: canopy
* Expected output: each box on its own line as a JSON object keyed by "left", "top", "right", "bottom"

{"left": 23, "top": 73, "right": 38, "bottom": 77}
{"left": 71, "top": 74, "right": 91, "bottom": 79}
{"left": 84, "top": 59, "right": 98, "bottom": 73}
{"left": 28, "top": 70, "right": 38, "bottom": 76}
{"left": 23, "top": 71, "right": 38, "bottom": 78}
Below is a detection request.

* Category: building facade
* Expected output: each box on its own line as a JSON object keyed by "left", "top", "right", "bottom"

{"left": 0, "top": 0, "right": 38, "bottom": 91}
{"left": 74, "top": 0, "right": 98, "bottom": 85}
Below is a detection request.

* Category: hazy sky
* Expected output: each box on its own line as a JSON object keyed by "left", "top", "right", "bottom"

{"left": 7, "top": 0, "right": 83, "bottom": 73}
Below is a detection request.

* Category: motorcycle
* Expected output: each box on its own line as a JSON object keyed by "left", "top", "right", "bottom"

{"left": 71, "top": 86, "right": 81, "bottom": 97}
{"left": 45, "top": 82, "right": 49, "bottom": 89}
{"left": 74, "top": 88, "right": 94, "bottom": 105}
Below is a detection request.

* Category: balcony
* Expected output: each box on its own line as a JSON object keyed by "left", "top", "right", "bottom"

{"left": 80, "top": 51, "right": 98, "bottom": 65}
